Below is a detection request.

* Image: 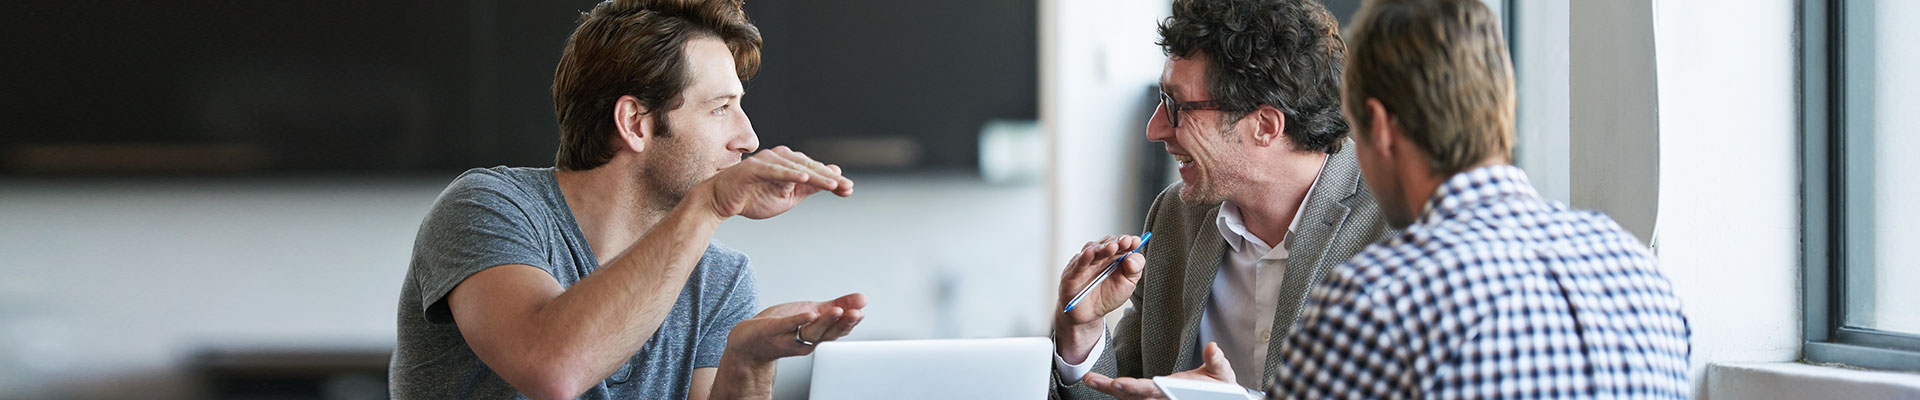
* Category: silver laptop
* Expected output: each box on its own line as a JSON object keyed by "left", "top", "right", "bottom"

{"left": 808, "top": 337, "right": 1052, "bottom": 399}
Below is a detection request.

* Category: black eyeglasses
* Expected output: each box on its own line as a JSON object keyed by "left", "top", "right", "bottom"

{"left": 1161, "top": 92, "right": 1248, "bottom": 128}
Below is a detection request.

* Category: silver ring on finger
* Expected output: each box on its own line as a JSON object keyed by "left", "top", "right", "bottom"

{"left": 793, "top": 324, "right": 816, "bottom": 346}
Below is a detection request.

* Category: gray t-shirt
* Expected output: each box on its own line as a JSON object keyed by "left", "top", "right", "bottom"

{"left": 390, "top": 166, "right": 758, "bottom": 399}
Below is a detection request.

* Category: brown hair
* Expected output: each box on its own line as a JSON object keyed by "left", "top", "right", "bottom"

{"left": 1344, "top": 0, "right": 1515, "bottom": 175}
{"left": 552, "top": 0, "right": 762, "bottom": 171}
{"left": 1156, "top": 0, "right": 1350, "bottom": 153}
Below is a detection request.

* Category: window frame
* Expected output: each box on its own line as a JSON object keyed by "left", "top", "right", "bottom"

{"left": 1801, "top": 0, "right": 1920, "bottom": 372}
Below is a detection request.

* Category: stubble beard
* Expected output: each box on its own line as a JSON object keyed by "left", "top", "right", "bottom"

{"left": 1178, "top": 128, "right": 1247, "bottom": 206}
{"left": 636, "top": 120, "right": 708, "bottom": 213}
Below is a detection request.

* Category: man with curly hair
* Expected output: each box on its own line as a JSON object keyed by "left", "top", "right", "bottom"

{"left": 1048, "top": 0, "right": 1394, "bottom": 398}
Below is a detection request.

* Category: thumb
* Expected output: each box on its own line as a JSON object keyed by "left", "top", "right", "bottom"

{"left": 1122, "top": 253, "right": 1146, "bottom": 276}
{"left": 1202, "top": 342, "right": 1235, "bottom": 379}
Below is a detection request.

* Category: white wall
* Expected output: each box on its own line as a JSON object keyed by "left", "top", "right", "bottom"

{"left": 0, "top": 173, "right": 1047, "bottom": 400}
{"left": 1648, "top": 0, "right": 1803, "bottom": 395}
{"left": 1511, "top": 0, "right": 1572, "bottom": 204}
{"left": 1570, "top": 0, "right": 1660, "bottom": 245}
{"left": 1040, "top": 0, "right": 1169, "bottom": 286}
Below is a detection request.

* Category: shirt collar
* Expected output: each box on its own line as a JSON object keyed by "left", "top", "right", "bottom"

{"left": 1215, "top": 164, "right": 1324, "bottom": 259}
{"left": 1416, "top": 164, "right": 1539, "bottom": 225}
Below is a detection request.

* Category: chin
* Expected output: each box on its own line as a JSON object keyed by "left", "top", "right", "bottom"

{"left": 1176, "top": 181, "right": 1224, "bottom": 206}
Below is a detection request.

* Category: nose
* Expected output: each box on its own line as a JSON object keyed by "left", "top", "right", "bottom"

{"left": 730, "top": 108, "right": 760, "bottom": 154}
{"left": 1145, "top": 103, "right": 1174, "bottom": 143}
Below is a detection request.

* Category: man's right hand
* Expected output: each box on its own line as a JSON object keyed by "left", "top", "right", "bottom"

{"left": 696, "top": 146, "right": 854, "bottom": 221}
{"left": 1054, "top": 234, "right": 1147, "bottom": 364}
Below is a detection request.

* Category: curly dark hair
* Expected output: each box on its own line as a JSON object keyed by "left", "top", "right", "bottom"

{"left": 1157, "top": 0, "right": 1349, "bottom": 153}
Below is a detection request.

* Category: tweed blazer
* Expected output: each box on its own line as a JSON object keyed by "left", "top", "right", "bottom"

{"left": 1053, "top": 141, "right": 1395, "bottom": 398}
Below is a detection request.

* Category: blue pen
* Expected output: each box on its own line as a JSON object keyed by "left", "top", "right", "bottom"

{"left": 1062, "top": 232, "right": 1152, "bottom": 313}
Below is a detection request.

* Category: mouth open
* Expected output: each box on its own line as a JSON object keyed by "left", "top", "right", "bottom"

{"left": 1172, "top": 154, "right": 1194, "bottom": 165}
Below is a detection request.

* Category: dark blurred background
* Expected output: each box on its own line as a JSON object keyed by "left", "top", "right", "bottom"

{"left": 0, "top": 0, "right": 1035, "bottom": 175}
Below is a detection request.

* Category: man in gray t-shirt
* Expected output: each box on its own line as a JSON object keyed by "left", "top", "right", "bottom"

{"left": 392, "top": 167, "right": 761, "bottom": 398}
{"left": 391, "top": 1, "right": 866, "bottom": 399}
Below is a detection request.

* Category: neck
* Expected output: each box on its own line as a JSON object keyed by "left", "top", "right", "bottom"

{"left": 1405, "top": 157, "right": 1509, "bottom": 218}
{"left": 1231, "top": 151, "right": 1328, "bottom": 248}
{"left": 554, "top": 164, "right": 674, "bottom": 266}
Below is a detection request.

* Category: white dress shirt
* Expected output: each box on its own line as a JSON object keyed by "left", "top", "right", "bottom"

{"left": 1056, "top": 171, "right": 1322, "bottom": 389}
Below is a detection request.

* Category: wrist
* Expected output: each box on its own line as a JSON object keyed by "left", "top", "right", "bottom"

{"left": 712, "top": 350, "right": 778, "bottom": 399}
{"left": 679, "top": 182, "right": 731, "bottom": 225}
{"left": 718, "top": 348, "right": 779, "bottom": 374}
{"left": 1053, "top": 318, "right": 1104, "bottom": 363}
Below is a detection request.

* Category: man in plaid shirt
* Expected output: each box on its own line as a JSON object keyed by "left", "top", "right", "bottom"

{"left": 1265, "top": 0, "right": 1693, "bottom": 398}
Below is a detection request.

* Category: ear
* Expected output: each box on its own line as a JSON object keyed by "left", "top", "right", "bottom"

{"left": 1362, "top": 98, "right": 1395, "bottom": 157}
{"left": 612, "top": 95, "right": 653, "bottom": 153}
{"left": 1249, "top": 104, "right": 1286, "bottom": 148}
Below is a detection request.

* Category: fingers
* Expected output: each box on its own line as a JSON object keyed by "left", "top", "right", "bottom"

{"left": 1164, "top": 343, "right": 1238, "bottom": 388}
{"left": 1072, "top": 235, "right": 1145, "bottom": 279}
{"left": 787, "top": 293, "right": 871, "bottom": 344}
{"left": 1084, "top": 372, "right": 1164, "bottom": 399}
{"left": 824, "top": 292, "right": 869, "bottom": 311}
{"left": 799, "top": 306, "right": 843, "bottom": 342}
{"left": 817, "top": 308, "right": 863, "bottom": 342}
{"left": 781, "top": 309, "right": 819, "bottom": 328}
{"left": 1089, "top": 235, "right": 1143, "bottom": 262}
{"left": 1077, "top": 235, "right": 1122, "bottom": 263}
{"left": 1070, "top": 235, "right": 1135, "bottom": 270}
{"left": 758, "top": 146, "right": 853, "bottom": 197}
{"left": 1059, "top": 234, "right": 1151, "bottom": 318}
{"left": 1082, "top": 373, "right": 1115, "bottom": 392}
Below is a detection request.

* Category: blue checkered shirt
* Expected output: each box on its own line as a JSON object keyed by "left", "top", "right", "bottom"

{"left": 1267, "top": 165, "right": 1691, "bottom": 399}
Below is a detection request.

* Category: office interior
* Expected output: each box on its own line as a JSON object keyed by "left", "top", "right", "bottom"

{"left": 0, "top": 0, "right": 1915, "bottom": 399}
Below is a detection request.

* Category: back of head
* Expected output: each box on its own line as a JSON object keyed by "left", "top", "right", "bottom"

{"left": 551, "top": 0, "right": 762, "bottom": 171}
{"left": 1156, "top": 0, "right": 1351, "bottom": 153}
{"left": 1344, "top": 0, "right": 1515, "bottom": 175}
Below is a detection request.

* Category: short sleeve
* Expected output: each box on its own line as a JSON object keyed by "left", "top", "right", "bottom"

{"left": 694, "top": 250, "right": 758, "bottom": 369}
{"left": 411, "top": 171, "right": 555, "bottom": 325}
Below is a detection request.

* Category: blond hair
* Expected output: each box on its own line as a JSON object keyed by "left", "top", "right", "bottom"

{"left": 1344, "top": 0, "right": 1515, "bottom": 174}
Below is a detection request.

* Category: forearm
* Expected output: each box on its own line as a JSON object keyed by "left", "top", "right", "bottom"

{"left": 528, "top": 189, "right": 729, "bottom": 391}
{"left": 706, "top": 351, "right": 779, "bottom": 400}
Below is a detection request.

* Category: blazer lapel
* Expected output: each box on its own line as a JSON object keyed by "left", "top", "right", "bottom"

{"left": 1261, "top": 143, "right": 1363, "bottom": 386}
{"left": 1174, "top": 205, "right": 1226, "bottom": 371}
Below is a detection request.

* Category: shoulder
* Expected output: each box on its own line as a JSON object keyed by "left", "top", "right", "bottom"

{"left": 1316, "top": 234, "right": 1421, "bottom": 305}
{"left": 440, "top": 166, "right": 547, "bottom": 200}
{"left": 701, "top": 240, "right": 753, "bottom": 272}
{"left": 432, "top": 167, "right": 542, "bottom": 208}
{"left": 414, "top": 167, "right": 562, "bottom": 249}
{"left": 429, "top": 167, "right": 556, "bottom": 215}
{"left": 1316, "top": 210, "right": 1486, "bottom": 315}
{"left": 699, "top": 240, "right": 756, "bottom": 288}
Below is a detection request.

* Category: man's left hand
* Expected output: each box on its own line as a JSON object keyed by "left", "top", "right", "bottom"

{"left": 724, "top": 293, "right": 868, "bottom": 364}
{"left": 1083, "top": 341, "right": 1239, "bottom": 400}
